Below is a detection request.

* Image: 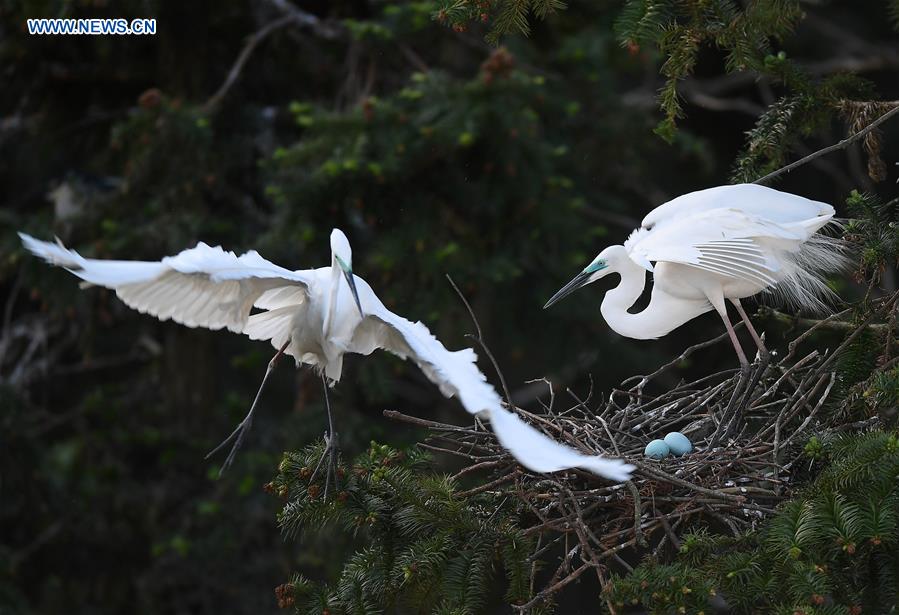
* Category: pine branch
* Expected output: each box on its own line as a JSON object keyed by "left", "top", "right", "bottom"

{"left": 754, "top": 102, "right": 899, "bottom": 184}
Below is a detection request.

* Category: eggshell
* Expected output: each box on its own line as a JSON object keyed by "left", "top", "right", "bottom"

{"left": 663, "top": 431, "right": 693, "bottom": 456}
{"left": 644, "top": 439, "right": 670, "bottom": 459}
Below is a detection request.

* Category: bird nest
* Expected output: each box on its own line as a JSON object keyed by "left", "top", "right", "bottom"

{"left": 385, "top": 301, "right": 891, "bottom": 610}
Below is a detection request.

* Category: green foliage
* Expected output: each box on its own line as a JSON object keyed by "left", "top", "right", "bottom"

{"left": 832, "top": 326, "right": 885, "bottom": 418}
{"left": 605, "top": 561, "right": 716, "bottom": 613}
{"left": 844, "top": 190, "right": 899, "bottom": 283}
{"left": 269, "top": 442, "right": 533, "bottom": 613}
{"left": 607, "top": 431, "right": 899, "bottom": 613}
{"left": 432, "top": 0, "right": 567, "bottom": 43}
{"left": 865, "top": 367, "right": 899, "bottom": 418}
{"left": 890, "top": 0, "right": 899, "bottom": 31}
{"left": 730, "top": 73, "right": 880, "bottom": 182}
{"left": 615, "top": 0, "right": 803, "bottom": 140}
{"left": 612, "top": 0, "right": 892, "bottom": 180}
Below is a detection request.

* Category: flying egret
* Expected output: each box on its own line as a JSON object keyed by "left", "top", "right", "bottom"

{"left": 544, "top": 184, "right": 845, "bottom": 367}
{"left": 19, "top": 230, "right": 634, "bottom": 486}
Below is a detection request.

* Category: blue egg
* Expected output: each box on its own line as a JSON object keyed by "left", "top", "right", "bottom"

{"left": 644, "top": 439, "right": 670, "bottom": 459}
{"left": 663, "top": 432, "right": 693, "bottom": 456}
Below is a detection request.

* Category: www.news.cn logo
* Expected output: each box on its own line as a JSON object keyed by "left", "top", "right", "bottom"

{"left": 27, "top": 18, "right": 156, "bottom": 35}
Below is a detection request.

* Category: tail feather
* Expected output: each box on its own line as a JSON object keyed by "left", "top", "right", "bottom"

{"left": 763, "top": 220, "right": 849, "bottom": 313}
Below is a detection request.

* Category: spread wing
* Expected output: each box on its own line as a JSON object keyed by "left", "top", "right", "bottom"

{"left": 19, "top": 233, "right": 314, "bottom": 336}
{"left": 348, "top": 297, "right": 634, "bottom": 481}
{"left": 623, "top": 207, "right": 826, "bottom": 287}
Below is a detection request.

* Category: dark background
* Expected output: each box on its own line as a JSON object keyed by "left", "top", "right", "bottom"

{"left": 1, "top": 0, "right": 897, "bottom": 613}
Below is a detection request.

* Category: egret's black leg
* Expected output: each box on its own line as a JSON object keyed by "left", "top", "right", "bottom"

{"left": 206, "top": 341, "right": 290, "bottom": 476}
{"left": 310, "top": 373, "right": 339, "bottom": 498}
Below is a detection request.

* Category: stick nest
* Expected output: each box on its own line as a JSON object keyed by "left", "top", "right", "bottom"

{"left": 386, "top": 297, "right": 896, "bottom": 610}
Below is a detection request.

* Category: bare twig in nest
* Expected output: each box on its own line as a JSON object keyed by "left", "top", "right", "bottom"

{"left": 626, "top": 481, "right": 647, "bottom": 547}
{"left": 512, "top": 561, "right": 592, "bottom": 612}
{"left": 623, "top": 326, "right": 741, "bottom": 391}
{"left": 382, "top": 409, "right": 483, "bottom": 436}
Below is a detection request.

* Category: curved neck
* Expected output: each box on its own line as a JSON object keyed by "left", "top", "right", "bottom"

{"left": 599, "top": 261, "right": 652, "bottom": 338}
{"left": 322, "top": 260, "right": 341, "bottom": 337}
{"left": 600, "top": 261, "right": 711, "bottom": 340}
{"left": 600, "top": 261, "right": 677, "bottom": 340}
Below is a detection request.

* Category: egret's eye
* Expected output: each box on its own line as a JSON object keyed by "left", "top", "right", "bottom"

{"left": 644, "top": 224, "right": 654, "bottom": 231}
{"left": 584, "top": 259, "right": 607, "bottom": 274}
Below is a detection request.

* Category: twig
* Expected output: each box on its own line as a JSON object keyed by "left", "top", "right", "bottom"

{"left": 457, "top": 471, "right": 518, "bottom": 498}
{"left": 624, "top": 328, "right": 739, "bottom": 390}
{"left": 626, "top": 481, "right": 647, "bottom": 547}
{"left": 267, "top": 0, "right": 341, "bottom": 38}
{"left": 779, "top": 373, "right": 836, "bottom": 451}
{"left": 203, "top": 1, "right": 342, "bottom": 113}
{"left": 657, "top": 514, "right": 682, "bottom": 550}
{"left": 450, "top": 459, "right": 508, "bottom": 480}
{"left": 761, "top": 308, "right": 887, "bottom": 333}
{"left": 445, "top": 274, "right": 514, "bottom": 405}
{"left": 418, "top": 442, "right": 492, "bottom": 461}
{"left": 754, "top": 104, "right": 899, "bottom": 184}
{"left": 512, "top": 562, "right": 592, "bottom": 612}
{"left": 203, "top": 15, "right": 298, "bottom": 113}
{"left": 383, "top": 409, "right": 483, "bottom": 435}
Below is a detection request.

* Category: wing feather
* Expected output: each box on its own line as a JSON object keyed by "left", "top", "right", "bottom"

{"left": 245, "top": 306, "right": 297, "bottom": 351}
{"left": 624, "top": 208, "right": 822, "bottom": 286}
{"left": 19, "top": 233, "right": 313, "bottom": 336}
{"left": 255, "top": 286, "right": 307, "bottom": 310}
{"left": 348, "top": 298, "right": 634, "bottom": 481}
{"left": 694, "top": 255, "right": 778, "bottom": 286}
{"left": 625, "top": 188, "right": 844, "bottom": 311}
{"left": 699, "top": 248, "right": 768, "bottom": 263}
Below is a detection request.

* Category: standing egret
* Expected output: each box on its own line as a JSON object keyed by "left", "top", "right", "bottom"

{"left": 544, "top": 184, "right": 845, "bottom": 367}
{"left": 19, "top": 230, "right": 634, "bottom": 486}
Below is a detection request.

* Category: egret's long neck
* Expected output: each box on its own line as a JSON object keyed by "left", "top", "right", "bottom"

{"left": 599, "top": 260, "right": 649, "bottom": 337}
{"left": 322, "top": 260, "right": 341, "bottom": 337}
{"left": 599, "top": 261, "right": 669, "bottom": 340}
{"left": 600, "top": 261, "right": 712, "bottom": 340}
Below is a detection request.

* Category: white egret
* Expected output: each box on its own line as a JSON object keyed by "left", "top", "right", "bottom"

{"left": 20, "top": 230, "right": 634, "bottom": 485}
{"left": 544, "top": 184, "right": 845, "bottom": 367}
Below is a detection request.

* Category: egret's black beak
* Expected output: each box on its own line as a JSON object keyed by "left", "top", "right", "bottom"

{"left": 543, "top": 271, "right": 592, "bottom": 309}
{"left": 343, "top": 270, "right": 364, "bottom": 317}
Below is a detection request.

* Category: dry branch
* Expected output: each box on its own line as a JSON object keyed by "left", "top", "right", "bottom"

{"left": 204, "top": 0, "right": 343, "bottom": 113}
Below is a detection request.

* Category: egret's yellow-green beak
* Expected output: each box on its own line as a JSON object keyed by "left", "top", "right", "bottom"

{"left": 543, "top": 270, "right": 593, "bottom": 309}
{"left": 335, "top": 255, "right": 364, "bottom": 317}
